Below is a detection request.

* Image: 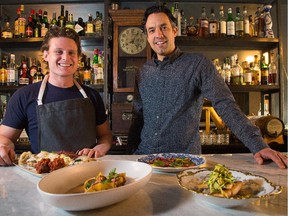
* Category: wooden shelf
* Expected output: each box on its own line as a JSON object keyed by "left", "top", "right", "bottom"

{"left": 228, "top": 85, "right": 280, "bottom": 93}
{"left": 176, "top": 37, "right": 279, "bottom": 50}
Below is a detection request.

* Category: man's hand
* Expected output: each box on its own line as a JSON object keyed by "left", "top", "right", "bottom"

{"left": 0, "top": 144, "right": 15, "bottom": 166}
{"left": 254, "top": 148, "right": 287, "bottom": 169}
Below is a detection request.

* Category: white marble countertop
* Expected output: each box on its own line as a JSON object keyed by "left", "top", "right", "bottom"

{"left": 0, "top": 153, "right": 287, "bottom": 216}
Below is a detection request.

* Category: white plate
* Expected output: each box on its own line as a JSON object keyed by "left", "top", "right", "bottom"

{"left": 177, "top": 168, "right": 282, "bottom": 208}
{"left": 37, "top": 160, "right": 152, "bottom": 211}
{"left": 137, "top": 153, "right": 206, "bottom": 173}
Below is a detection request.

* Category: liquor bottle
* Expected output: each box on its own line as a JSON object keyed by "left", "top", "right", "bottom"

{"left": 83, "top": 58, "right": 92, "bottom": 85}
{"left": 208, "top": 7, "right": 218, "bottom": 37}
{"left": 75, "top": 17, "right": 85, "bottom": 36}
{"left": 58, "top": 5, "right": 65, "bottom": 27}
{"left": 92, "top": 48, "right": 99, "bottom": 84}
{"left": 198, "top": 7, "right": 209, "bottom": 38}
{"left": 38, "top": 9, "right": 43, "bottom": 23}
{"left": 85, "top": 14, "right": 95, "bottom": 36}
{"left": 18, "top": 4, "right": 26, "bottom": 38}
{"left": 253, "top": 55, "right": 261, "bottom": 85}
{"left": 218, "top": 5, "right": 226, "bottom": 37}
{"left": 260, "top": 55, "right": 268, "bottom": 85}
{"left": 248, "top": 15, "right": 255, "bottom": 37}
{"left": 41, "top": 11, "right": 49, "bottom": 37}
{"left": 29, "top": 57, "right": 38, "bottom": 77}
{"left": 14, "top": 8, "right": 21, "bottom": 38}
{"left": 180, "top": 10, "right": 187, "bottom": 36}
{"left": 268, "top": 51, "right": 278, "bottom": 85}
{"left": 34, "top": 13, "right": 41, "bottom": 38}
{"left": 33, "top": 63, "right": 44, "bottom": 83}
{"left": 231, "top": 55, "right": 239, "bottom": 85}
{"left": 235, "top": 7, "right": 244, "bottom": 37}
{"left": 186, "top": 16, "right": 197, "bottom": 37}
{"left": 50, "top": 12, "right": 58, "bottom": 28}
{"left": 30, "top": 9, "right": 36, "bottom": 26}
{"left": 224, "top": 57, "right": 231, "bottom": 85}
{"left": 18, "top": 56, "right": 31, "bottom": 85}
{"left": 94, "top": 11, "right": 103, "bottom": 37}
{"left": 0, "top": 57, "right": 8, "bottom": 86}
{"left": 1, "top": 19, "right": 13, "bottom": 39}
{"left": 65, "top": 14, "right": 74, "bottom": 29}
{"left": 7, "top": 54, "right": 16, "bottom": 86}
{"left": 25, "top": 16, "right": 34, "bottom": 38}
{"left": 254, "top": 7, "right": 265, "bottom": 38}
{"left": 242, "top": 61, "right": 252, "bottom": 85}
{"left": 263, "top": 5, "right": 274, "bottom": 38}
{"left": 96, "top": 51, "right": 104, "bottom": 84}
{"left": 172, "top": 2, "right": 181, "bottom": 36}
{"left": 226, "top": 8, "right": 235, "bottom": 37}
{"left": 243, "top": 6, "right": 250, "bottom": 37}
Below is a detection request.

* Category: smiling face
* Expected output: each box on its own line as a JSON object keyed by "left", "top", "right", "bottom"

{"left": 43, "top": 37, "right": 79, "bottom": 86}
{"left": 145, "top": 12, "right": 178, "bottom": 61}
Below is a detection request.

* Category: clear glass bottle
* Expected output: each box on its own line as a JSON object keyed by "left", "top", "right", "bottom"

{"left": 253, "top": 55, "right": 261, "bottom": 85}
{"left": 268, "top": 51, "right": 278, "bottom": 85}
{"left": 242, "top": 61, "right": 252, "bottom": 85}
{"left": 198, "top": 7, "right": 209, "bottom": 38}
{"left": 65, "top": 13, "right": 74, "bottom": 29}
{"left": 226, "top": 8, "right": 235, "bottom": 37}
{"left": 172, "top": 2, "right": 182, "bottom": 36}
{"left": 209, "top": 7, "right": 218, "bottom": 37}
{"left": 218, "top": 5, "right": 226, "bottom": 37}
{"left": 243, "top": 6, "right": 250, "bottom": 37}
{"left": 249, "top": 15, "right": 255, "bottom": 37}
{"left": 235, "top": 7, "right": 244, "bottom": 37}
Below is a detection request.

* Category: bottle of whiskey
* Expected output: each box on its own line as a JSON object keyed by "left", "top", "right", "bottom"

{"left": 268, "top": 51, "right": 278, "bottom": 85}
{"left": 18, "top": 4, "right": 26, "bottom": 38}
{"left": 94, "top": 11, "right": 103, "bottom": 37}
{"left": 0, "top": 57, "right": 8, "bottom": 86}
{"left": 14, "top": 8, "right": 21, "bottom": 38}
{"left": 242, "top": 61, "right": 252, "bottom": 85}
{"left": 226, "top": 8, "right": 235, "bottom": 37}
{"left": 235, "top": 7, "right": 244, "bottom": 37}
{"left": 198, "top": 7, "right": 209, "bottom": 38}
{"left": 243, "top": 6, "right": 250, "bottom": 37}
{"left": 85, "top": 14, "right": 95, "bottom": 36}
{"left": 260, "top": 55, "right": 268, "bottom": 85}
{"left": 253, "top": 55, "right": 261, "bottom": 85}
{"left": 58, "top": 5, "right": 65, "bottom": 27}
{"left": 33, "top": 63, "right": 44, "bottom": 83}
{"left": 7, "top": 54, "right": 16, "bottom": 86}
{"left": 172, "top": 2, "right": 181, "bottom": 36}
{"left": 41, "top": 11, "right": 49, "bottom": 37}
{"left": 25, "top": 16, "right": 34, "bottom": 38}
{"left": 218, "top": 5, "right": 226, "bottom": 37}
{"left": 1, "top": 19, "right": 13, "bottom": 39}
{"left": 83, "top": 58, "right": 92, "bottom": 85}
{"left": 208, "top": 7, "right": 218, "bottom": 37}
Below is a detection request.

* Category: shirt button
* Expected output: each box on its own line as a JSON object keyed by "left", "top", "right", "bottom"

{"left": 156, "top": 116, "right": 159, "bottom": 119}
{"left": 154, "top": 133, "right": 158, "bottom": 136}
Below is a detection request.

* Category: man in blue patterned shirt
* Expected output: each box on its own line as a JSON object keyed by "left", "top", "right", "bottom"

{"left": 127, "top": 5, "right": 287, "bottom": 169}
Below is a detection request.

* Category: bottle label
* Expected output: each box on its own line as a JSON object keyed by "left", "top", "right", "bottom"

{"left": 18, "top": 17, "right": 26, "bottom": 35}
{"left": 209, "top": 23, "right": 217, "bottom": 34}
{"left": 227, "top": 21, "right": 235, "bottom": 35}
{"left": 19, "top": 77, "right": 29, "bottom": 85}
{"left": 244, "top": 20, "right": 250, "bottom": 34}
{"left": 200, "top": 20, "right": 208, "bottom": 28}
{"left": 220, "top": 21, "right": 226, "bottom": 34}
{"left": 26, "top": 27, "right": 33, "bottom": 37}
{"left": 1, "top": 32, "right": 13, "bottom": 38}
{"left": 7, "top": 68, "right": 16, "bottom": 83}
{"left": 86, "top": 23, "right": 94, "bottom": 33}
{"left": 236, "top": 21, "right": 244, "bottom": 31}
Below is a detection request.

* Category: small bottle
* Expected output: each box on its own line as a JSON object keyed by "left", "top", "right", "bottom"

{"left": 83, "top": 58, "right": 92, "bottom": 85}
{"left": 253, "top": 55, "right": 261, "bottom": 85}
{"left": 18, "top": 4, "right": 26, "bottom": 38}
{"left": 242, "top": 61, "right": 252, "bottom": 85}
{"left": 0, "top": 57, "right": 8, "bottom": 86}
{"left": 85, "top": 14, "right": 95, "bottom": 36}
{"left": 75, "top": 17, "right": 85, "bottom": 36}
{"left": 268, "top": 51, "right": 278, "bottom": 85}
{"left": 260, "top": 55, "right": 268, "bottom": 85}
{"left": 18, "top": 56, "right": 31, "bottom": 85}
{"left": 198, "top": 7, "right": 209, "bottom": 38}
{"left": 1, "top": 19, "right": 13, "bottom": 39}
{"left": 65, "top": 14, "right": 74, "bottom": 29}
{"left": 14, "top": 8, "right": 21, "bottom": 38}
{"left": 58, "top": 5, "right": 65, "bottom": 27}
{"left": 33, "top": 64, "right": 44, "bottom": 83}
{"left": 235, "top": 7, "right": 244, "bottom": 37}
{"left": 209, "top": 7, "right": 218, "bottom": 37}
{"left": 7, "top": 54, "right": 16, "bottom": 86}
{"left": 172, "top": 2, "right": 181, "bottom": 36}
{"left": 226, "top": 8, "right": 235, "bottom": 37}
{"left": 25, "top": 16, "right": 34, "bottom": 38}
{"left": 249, "top": 15, "right": 255, "bottom": 37}
{"left": 29, "top": 57, "right": 38, "bottom": 77}
{"left": 94, "top": 11, "right": 103, "bottom": 37}
{"left": 41, "top": 11, "right": 49, "bottom": 37}
{"left": 186, "top": 16, "right": 197, "bottom": 36}
{"left": 50, "top": 12, "right": 58, "bottom": 27}
{"left": 218, "top": 5, "right": 226, "bottom": 37}
{"left": 243, "top": 6, "right": 250, "bottom": 37}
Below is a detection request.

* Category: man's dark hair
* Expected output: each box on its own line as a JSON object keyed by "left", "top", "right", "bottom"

{"left": 142, "top": 5, "right": 177, "bottom": 33}
{"left": 41, "top": 26, "right": 81, "bottom": 56}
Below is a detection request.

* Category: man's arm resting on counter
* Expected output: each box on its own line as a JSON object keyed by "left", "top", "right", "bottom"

{"left": 0, "top": 125, "right": 22, "bottom": 166}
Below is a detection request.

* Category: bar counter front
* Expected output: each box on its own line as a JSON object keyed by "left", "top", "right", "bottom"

{"left": 1, "top": 153, "right": 287, "bottom": 216}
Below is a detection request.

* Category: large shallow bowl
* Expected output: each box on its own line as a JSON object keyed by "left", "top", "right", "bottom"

{"left": 177, "top": 168, "right": 282, "bottom": 208}
{"left": 137, "top": 153, "right": 206, "bottom": 173}
{"left": 37, "top": 160, "right": 152, "bottom": 211}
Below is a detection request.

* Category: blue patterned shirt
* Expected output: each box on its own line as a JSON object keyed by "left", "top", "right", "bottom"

{"left": 127, "top": 47, "right": 268, "bottom": 154}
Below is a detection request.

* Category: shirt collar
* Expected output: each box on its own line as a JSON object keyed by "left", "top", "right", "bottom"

{"left": 153, "top": 47, "right": 183, "bottom": 65}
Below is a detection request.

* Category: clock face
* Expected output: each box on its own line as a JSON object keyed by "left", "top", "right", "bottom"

{"left": 119, "top": 27, "right": 147, "bottom": 55}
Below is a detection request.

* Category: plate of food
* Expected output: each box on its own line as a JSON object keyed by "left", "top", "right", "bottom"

{"left": 177, "top": 164, "right": 282, "bottom": 208}
{"left": 137, "top": 153, "right": 206, "bottom": 173}
{"left": 14, "top": 151, "right": 96, "bottom": 177}
{"left": 37, "top": 160, "right": 152, "bottom": 211}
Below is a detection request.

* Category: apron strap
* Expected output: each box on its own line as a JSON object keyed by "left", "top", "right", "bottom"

{"left": 37, "top": 75, "right": 88, "bottom": 106}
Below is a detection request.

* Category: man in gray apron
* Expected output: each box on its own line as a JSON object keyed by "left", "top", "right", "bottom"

{"left": 0, "top": 27, "right": 112, "bottom": 166}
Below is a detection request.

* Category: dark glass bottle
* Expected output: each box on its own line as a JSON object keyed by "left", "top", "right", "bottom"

{"left": 25, "top": 16, "right": 34, "bottom": 38}
{"left": 18, "top": 56, "right": 31, "bottom": 85}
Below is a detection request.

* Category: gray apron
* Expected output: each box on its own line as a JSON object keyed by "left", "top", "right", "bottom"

{"left": 36, "top": 75, "right": 96, "bottom": 152}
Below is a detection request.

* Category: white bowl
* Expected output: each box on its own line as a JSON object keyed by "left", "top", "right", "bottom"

{"left": 37, "top": 160, "right": 152, "bottom": 211}
{"left": 177, "top": 168, "right": 282, "bottom": 208}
